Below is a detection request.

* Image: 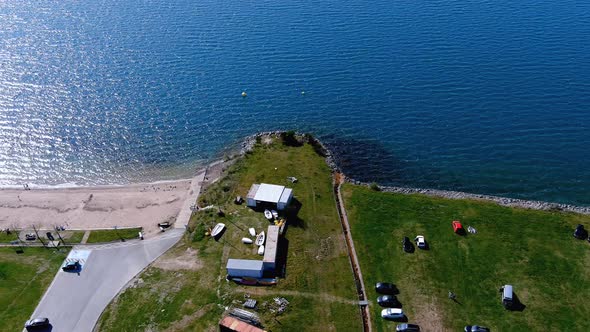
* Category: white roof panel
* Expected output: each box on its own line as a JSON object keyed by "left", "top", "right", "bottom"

{"left": 253, "top": 183, "right": 285, "bottom": 203}
{"left": 226, "top": 259, "right": 264, "bottom": 271}
{"left": 279, "top": 188, "right": 292, "bottom": 204}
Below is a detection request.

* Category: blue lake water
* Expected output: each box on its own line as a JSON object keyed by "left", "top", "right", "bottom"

{"left": 0, "top": 0, "right": 589, "bottom": 205}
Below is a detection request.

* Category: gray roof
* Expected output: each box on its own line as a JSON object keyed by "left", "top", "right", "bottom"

{"left": 253, "top": 183, "right": 285, "bottom": 203}
{"left": 263, "top": 225, "right": 280, "bottom": 263}
{"left": 279, "top": 188, "right": 292, "bottom": 204}
{"left": 226, "top": 259, "right": 264, "bottom": 271}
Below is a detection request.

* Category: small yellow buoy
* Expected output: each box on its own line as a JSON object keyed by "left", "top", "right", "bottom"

{"left": 241, "top": 91, "right": 247, "bottom": 97}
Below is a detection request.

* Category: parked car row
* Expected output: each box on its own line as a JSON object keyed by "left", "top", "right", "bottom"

{"left": 402, "top": 235, "right": 428, "bottom": 253}
{"left": 375, "top": 282, "right": 420, "bottom": 331}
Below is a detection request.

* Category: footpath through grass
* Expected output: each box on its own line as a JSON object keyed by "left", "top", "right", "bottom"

{"left": 97, "top": 137, "right": 361, "bottom": 331}
{"left": 86, "top": 228, "right": 142, "bottom": 243}
{"left": 343, "top": 185, "right": 590, "bottom": 332}
{"left": 0, "top": 247, "right": 68, "bottom": 332}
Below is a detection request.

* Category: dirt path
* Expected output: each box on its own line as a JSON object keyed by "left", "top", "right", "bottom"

{"left": 234, "top": 288, "right": 360, "bottom": 305}
{"left": 333, "top": 173, "right": 372, "bottom": 332}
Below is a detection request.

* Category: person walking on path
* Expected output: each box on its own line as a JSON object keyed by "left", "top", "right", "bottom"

{"left": 448, "top": 290, "right": 457, "bottom": 301}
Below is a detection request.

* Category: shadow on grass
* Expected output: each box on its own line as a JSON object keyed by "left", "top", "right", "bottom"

{"left": 509, "top": 293, "right": 526, "bottom": 312}
{"left": 274, "top": 237, "right": 290, "bottom": 278}
{"left": 284, "top": 198, "right": 305, "bottom": 229}
{"left": 213, "top": 227, "right": 228, "bottom": 242}
{"left": 451, "top": 298, "right": 463, "bottom": 305}
{"left": 382, "top": 315, "right": 408, "bottom": 323}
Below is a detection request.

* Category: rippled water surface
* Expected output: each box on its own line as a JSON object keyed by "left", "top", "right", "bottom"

{"left": 0, "top": 0, "right": 589, "bottom": 204}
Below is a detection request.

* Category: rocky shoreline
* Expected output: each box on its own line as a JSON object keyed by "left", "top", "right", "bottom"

{"left": 237, "top": 131, "right": 590, "bottom": 215}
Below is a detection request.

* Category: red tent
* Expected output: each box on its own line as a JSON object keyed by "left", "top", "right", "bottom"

{"left": 452, "top": 220, "right": 464, "bottom": 234}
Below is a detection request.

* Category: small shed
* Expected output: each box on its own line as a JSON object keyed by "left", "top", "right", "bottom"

{"left": 226, "top": 259, "right": 264, "bottom": 278}
{"left": 263, "top": 225, "right": 280, "bottom": 272}
{"left": 246, "top": 183, "right": 293, "bottom": 210}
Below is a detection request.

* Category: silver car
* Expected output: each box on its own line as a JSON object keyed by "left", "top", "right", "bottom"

{"left": 381, "top": 308, "right": 404, "bottom": 320}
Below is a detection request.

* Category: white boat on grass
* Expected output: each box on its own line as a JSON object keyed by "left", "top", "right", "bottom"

{"left": 255, "top": 231, "right": 265, "bottom": 246}
{"left": 258, "top": 245, "right": 265, "bottom": 255}
{"left": 211, "top": 223, "right": 225, "bottom": 237}
{"left": 242, "top": 237, "right": 253, "bottom": 244}
{"left": 264, "top": 209, "right": 273, "bottom": 220}
{"left": 249, "top": 228, "right": 256, "bottom": 237}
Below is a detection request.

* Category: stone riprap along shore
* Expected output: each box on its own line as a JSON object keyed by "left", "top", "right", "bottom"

{"left": 238, "top": 131, "right": 590, "bottom": 215}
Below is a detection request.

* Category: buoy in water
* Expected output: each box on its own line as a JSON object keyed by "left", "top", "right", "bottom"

{"left": 241, "top": 91, "right": 247, "bottom": 97}
{"left": 301, "top": 91, "right": 305, "bottom": 95}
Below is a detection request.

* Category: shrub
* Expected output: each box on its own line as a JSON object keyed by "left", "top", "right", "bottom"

{"left": 369, "top": 182, "right": 381, "bottom": 191}
{"left": 192, "top": 222, "right": 207, "bottom": 242}
{"left": 281, "top": 130, "right": 301, "bottom": 147}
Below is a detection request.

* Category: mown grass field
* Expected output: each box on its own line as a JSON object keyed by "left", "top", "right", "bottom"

{"left": 343, "top": 185, "right": 590, "bottom": 332}
{"left": 86, "top": 227, "right": 142, "bottom": 243}
{"left": 96, "top": 137, "right": 362, "bottom": 331}
{"left": 0, "top": 247, "right": 68, "bottom": 332}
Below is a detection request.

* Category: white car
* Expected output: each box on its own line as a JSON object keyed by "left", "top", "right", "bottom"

{"left": 381, "top": 308, "right": 404, "bottom": 320}
{"left": 414, "top": 235, "right": 426, "bottom": 249}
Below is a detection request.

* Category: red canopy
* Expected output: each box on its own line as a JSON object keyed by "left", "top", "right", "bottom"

{"left": 452, "top": 220, "right": 463, "bottom": 233}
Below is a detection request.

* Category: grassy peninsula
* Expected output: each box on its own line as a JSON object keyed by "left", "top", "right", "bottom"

{"left": 95, "top": 132, "right": 590, "bottom": 331}
{"left": 96, "top": 136, "right": 362, "bottom": 331}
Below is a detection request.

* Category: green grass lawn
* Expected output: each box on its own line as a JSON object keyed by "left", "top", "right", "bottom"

{"left": 0, "top": 247, "right": 68, "bottom": 332}
{"left": 0, "top": 232, "right": 18, "bottom": 243}
{"left": 86, "top": 228, "right": 142, "bottom": 243}
{"left": 343, "top": 185, "right": 590, "bottom": 332}
{"left": 96, "top": 137, "right": 362, "bottom": 331}
{"left": 64, "top": 231, "right": 86, "bottom": 244}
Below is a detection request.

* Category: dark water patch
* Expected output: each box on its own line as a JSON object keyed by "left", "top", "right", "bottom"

{"left": 320, "top": 134, "right": 416, "bottom": 185}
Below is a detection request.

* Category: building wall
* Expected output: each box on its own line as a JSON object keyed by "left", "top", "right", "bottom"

{"left": 246, "top": 198, "right": 256, "bottom": 207}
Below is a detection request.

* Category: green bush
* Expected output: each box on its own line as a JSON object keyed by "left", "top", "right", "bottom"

{"left": 281, "top": 130, "right": 301, "bottom": 147}
{"left": 369, "top": 182, "right": 381, "bottom": 191}
{"left": 192, "top": 223, "right": 207, "bottom": 242}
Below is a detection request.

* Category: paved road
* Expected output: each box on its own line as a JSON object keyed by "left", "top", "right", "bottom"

{"left": 28, "top": 229, "right": 183, "bottom": 332}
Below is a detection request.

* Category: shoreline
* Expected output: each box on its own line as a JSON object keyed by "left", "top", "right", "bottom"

{"left": 0, "top": 177, "right": 198, "bottom": 235}
{"left": 240, "top": 131, "right": 590, "bottom": 215}
{"left": 2, "top": 131, "right": 588, "bottom": 220}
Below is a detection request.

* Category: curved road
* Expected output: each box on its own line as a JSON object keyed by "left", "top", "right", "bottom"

{"left": 28, "top": 229, "right": 183, "bottom": 332}
{"left": 27, "top": 171, "right": 205, "bottom": 332}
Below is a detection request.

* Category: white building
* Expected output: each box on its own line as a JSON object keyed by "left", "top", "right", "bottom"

{"left": 246, "top": 183, "right": 293, "bottom": 210}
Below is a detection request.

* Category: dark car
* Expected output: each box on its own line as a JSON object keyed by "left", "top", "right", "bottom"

{"left": 377, "top": 295, "right": 401, "bottom": 307}
{"left": 25, "top": 317, "right": 50, "bottom": 329}
{"left": 62, "top": 260, "right": 81, "bottom": 272}
{"left": 375, "top": 282, "right": 397, "bottom": 294}
{"left": 464, "top": 325, "right": 490, "bottom": 332}
{"left": 402, "top": 236, "right": 413, "bottom": 252}
{"left": 46, "top": 232, "right": 55, "bottom": 241}
{"left": 397, "top": 323, "right": 420, "bottom": 332}
{"left": 573, "top": 224, "right": 587, "bottom": 239}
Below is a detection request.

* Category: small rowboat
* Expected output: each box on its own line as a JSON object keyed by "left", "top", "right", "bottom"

{"left": 242, "top": 237, "right": 253, "bottom": 244}
{"left": 248, "top": 228, "right": 256, "bottom": 237}
{"left": 271, "top": 210, "right": 279, "bottom": 219}
{"left": 258, "top": 245, "right": 265, "bottom": 255}
{"left": 255, "top": 231, "right": 265, "bottom": 246}
{"left": 211, "top": 223, "right": 225, "bottom": 237}
{"left": 264, "top": 209, "right": 273, "bottom": 220}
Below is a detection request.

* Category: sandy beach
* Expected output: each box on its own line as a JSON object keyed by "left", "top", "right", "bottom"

{"left": 0, "top": 179, "right": 195, "bottom": 236}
